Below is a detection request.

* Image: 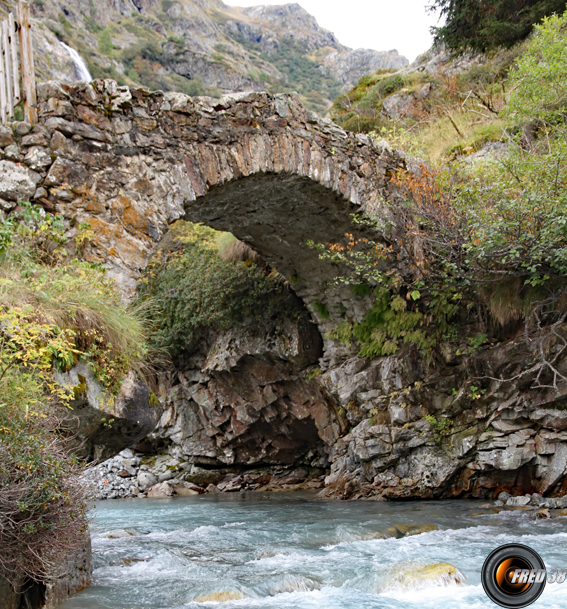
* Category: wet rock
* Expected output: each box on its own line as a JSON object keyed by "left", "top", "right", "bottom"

{"left": 541, "top": 497, "right": 559, "bottom": 509}
{"left": 384, "top": 524, "right": 438, "bottom": 538}
{"left": 147, "top": 482, "right": 175, "bottom": 498}
{"left": 498, "top": 491, "right": 511, "bottom": 502}
{"left": 380, "top": 562, "right": 466, "bottom": 592}
{"left": 106, "top": 529, "right": 135, "bottom": 539}
{"left": 217, "top": 476, "right": 244, "bottom": 492}
{"left": 174, "top": 482, "right": 202, "bottom": 496}
{"left": 506, "top": 495, "right": 531, "bottom": 507}
{"left": 534, "top": 508, "right": 551, "bottom": 519}
{"left": 194, "top": 591, "right": 245, "bottom": 602}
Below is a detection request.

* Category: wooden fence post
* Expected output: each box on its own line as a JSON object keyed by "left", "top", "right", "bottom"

{"left": 0, "top": 22, "right": 6, "bottom": 123}
{"left": 0, "top": 2, "right": 35, "bottom": 124}
{"left": 3, "top": 21, "right": 13, "bottom": 118}
{"left": 9, "top": 13, "right": 20, "bottom": 106}
{"left": 18, "top": 0, "right": 37, "bottom": 124}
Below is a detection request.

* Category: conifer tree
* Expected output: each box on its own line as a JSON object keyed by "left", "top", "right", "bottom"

{"left": 429, "top": 0, "right": 567, "bottom": 52}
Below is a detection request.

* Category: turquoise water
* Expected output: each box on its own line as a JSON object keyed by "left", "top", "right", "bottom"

{"left": 60, "top": 492, "right": 567, "bottom": 608}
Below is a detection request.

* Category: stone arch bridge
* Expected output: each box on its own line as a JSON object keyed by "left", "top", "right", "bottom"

{"left": 1, "top": 79, "right": 406, "bottom": 345}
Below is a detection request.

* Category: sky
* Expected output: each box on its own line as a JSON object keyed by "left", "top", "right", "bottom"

{"left": 225, "top": 0, "right": 442, "bottom": 63}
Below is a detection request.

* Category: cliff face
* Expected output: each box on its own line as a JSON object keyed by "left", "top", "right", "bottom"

{"left": 138, "top": 298, "right": 567, "bottom": 502}
{"left": 151, "top": 315, "right": 343, "bottom": 468}
{"left": 1, "top": 0, "right": 407, "bottom": 113}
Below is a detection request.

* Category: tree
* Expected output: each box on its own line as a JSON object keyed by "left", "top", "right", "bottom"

{"left": 428, "top": 0, "right": 567, "bottom": 53}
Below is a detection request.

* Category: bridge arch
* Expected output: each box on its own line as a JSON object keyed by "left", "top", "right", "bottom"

{"left": 35, "top": 80, "right": 405, "bottom": 351}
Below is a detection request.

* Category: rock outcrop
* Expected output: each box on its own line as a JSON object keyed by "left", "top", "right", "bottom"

{"left": 320, "top": 336, "right": 567, "bottom": 500}
{"left": 54, "top": 365, "right": 161, "bottom": 461}
{"left": 151, "top": 315, "right": 344, "bottom": 466}
{"left": 0, "top": 534, "right": 92, "bottom": 609}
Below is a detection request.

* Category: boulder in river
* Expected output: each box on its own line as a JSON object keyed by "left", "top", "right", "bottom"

{"left": 506, "top": 495, "right": 531, "bottom": 506}
{"left": 384, "top": 523, "right": 439, "bottom": 538}
{"left": 194, "top": 591, "right": 245, "bottom": 602}
{"left": 380, "top": 561, "right": 466, "bottom": 593}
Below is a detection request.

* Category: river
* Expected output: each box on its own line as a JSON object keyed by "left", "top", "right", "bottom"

{"left": 59, "top": 492, "right": 567, "bottom": 608}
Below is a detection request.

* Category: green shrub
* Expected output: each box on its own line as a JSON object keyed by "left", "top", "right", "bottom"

{"left": 318, "top": 14, "right": 567, "bottom": 377}
{"left": 98, "top": 29, "right": 113, "bottom": 55}
{"left": 375, "top": 74, "right": 405, "bottom": 97}
{"left": 0, "top": 203, "right": 150, "bottom": 586}
{"left": 329, "top": 288, "right": 435, "bottom": 359}
{"left": 0, "top": 203, "right": 148, "bottom": 396}
{"left": 505, "top": 11, "right": 567, "bottom": 128}
{"left": 137, "top": 222, "right": 301, "bottom": 357}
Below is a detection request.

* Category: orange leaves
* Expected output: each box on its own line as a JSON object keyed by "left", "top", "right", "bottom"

{"left": 391, "top": 164, "right": 458, "bottom": 228}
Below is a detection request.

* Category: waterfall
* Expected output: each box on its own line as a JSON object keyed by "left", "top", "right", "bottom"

{"left": 59, "top": 42, "right": 92, "bottom": 82}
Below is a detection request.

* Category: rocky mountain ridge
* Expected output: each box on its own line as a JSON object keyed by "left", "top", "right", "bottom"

{"left": 0, "top": 0, "right": 408, "bottom": 113}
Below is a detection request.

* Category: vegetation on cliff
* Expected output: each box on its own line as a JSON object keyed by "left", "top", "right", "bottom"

{"left": 330, "top": 47, "right": 524, "bottom": 162}
{"left": 321, "top": 12, "right": 567, "bottom": 386}
{"left": 0, "top": 204, "right": 147, "bottom": 588}
{"left": 333, "top": 2, "right": 567, "bottom": 161}
{"left": 137, "top": 222, "right": 301, "bottom": 360}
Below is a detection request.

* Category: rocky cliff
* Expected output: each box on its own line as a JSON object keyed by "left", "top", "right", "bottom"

{"left": 0, "top": 0, "right": 407, "bottom": 113}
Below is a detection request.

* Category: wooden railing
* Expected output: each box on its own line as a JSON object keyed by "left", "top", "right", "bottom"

{"left": 0, "top": 0, "right": 37, "bottom": 124}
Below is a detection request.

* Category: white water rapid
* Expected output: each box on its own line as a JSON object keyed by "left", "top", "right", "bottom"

{"left": 58, "top": 492, "right": 567, "bottom": 609}
{"left": 59, "top": 41, "right": 92, "bottom": 82}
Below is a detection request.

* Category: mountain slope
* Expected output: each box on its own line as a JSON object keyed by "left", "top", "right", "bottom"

{"left": 1, "top": 0, "right": 408, "bottom": 113}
